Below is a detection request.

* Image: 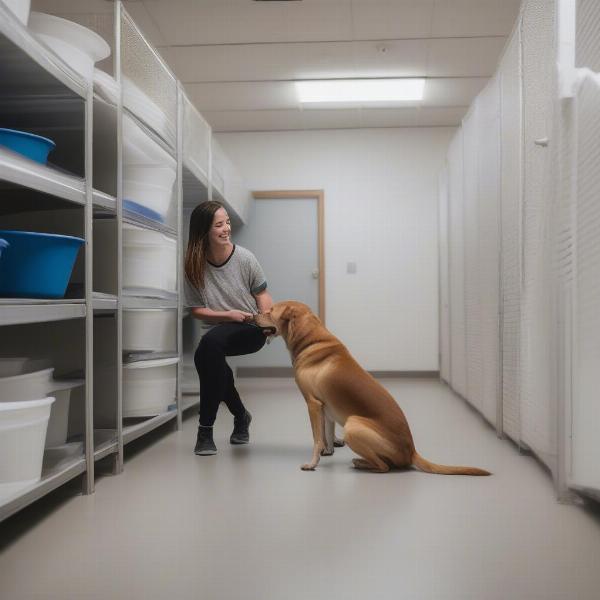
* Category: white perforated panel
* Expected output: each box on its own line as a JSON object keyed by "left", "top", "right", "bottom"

{"left": 447, "top": 129, "right": 467, "bottom": 397}
{"left": 499, "top": 27, "right": 523, "bottom": 442}
{"left": 576, "top": 0, "right": 600, "bottom": 71}
{"left": 462, "top": 101, "right": 483, "bottom": 412}
{"left": 520, "top": 0, "right": 558, "bottom": 469}
{"left": 572, "top": 76, "right": 600, "bottom": 490}
{"left": 121, "top": 9, "right": 177, "bottom": 147}
{"left": 477, "top": 76, "right": 501, "bottom": 426}
{"left": 183, "top": 92, "right": 210, "bottom": 182}
{"left": 439, "top": 166, "right": 451, "bottom": 383}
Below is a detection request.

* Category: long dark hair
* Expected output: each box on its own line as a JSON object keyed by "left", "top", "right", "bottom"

{"left": 185, "top": 201, "right": 225, "bottom": 289}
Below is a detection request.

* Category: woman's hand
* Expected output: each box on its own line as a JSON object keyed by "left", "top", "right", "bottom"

{"left": 227, "top": 310, "right": 254, "bottom": 323}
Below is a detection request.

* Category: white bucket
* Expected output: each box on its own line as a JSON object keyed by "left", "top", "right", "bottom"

{"left": 2, "top": 0, "right": 31, "bottom": 25}
{"left": 123, "top": 309, "right": 177, "bottom": 353}
{"left": 123, "top": 224, "right": 177, "bottom": 293}
{"left": 0, "top": 396, "right": 54, "bottom": 497}
{"left": 123, "top": 357, "right": 178, "bottom": 418}
{"left": 0, "top": 361, "right": 54, "bottom": 402}
{"left": 0, "top": 358, "right": 82, "bottom": 448}
{"left": 123, "top": 165, "right": 176, "bottom": 218}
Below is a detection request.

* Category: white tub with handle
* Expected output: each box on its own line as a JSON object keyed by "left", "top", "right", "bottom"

{"left": 123, "top": 357, "right": 178, "bottom": 418}
{"left": 0, "top": 396, "right": 54, "bottom": 498}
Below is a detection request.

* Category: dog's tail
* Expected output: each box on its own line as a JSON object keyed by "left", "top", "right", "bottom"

{"left": 412, "top": 452, "right": 491, "bottom": 476}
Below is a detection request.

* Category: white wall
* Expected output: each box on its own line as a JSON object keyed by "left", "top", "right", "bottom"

{"left": 217, "top": 127, "right": 454, "bottom": 371}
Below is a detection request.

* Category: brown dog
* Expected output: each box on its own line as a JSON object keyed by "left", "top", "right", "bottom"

{"left": 255, "top": 301, "right": 490, "bottom": 475}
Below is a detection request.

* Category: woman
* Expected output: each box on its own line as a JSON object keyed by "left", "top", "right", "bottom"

{"left": 184, "top": 201, "right": 273, "bottom": 455}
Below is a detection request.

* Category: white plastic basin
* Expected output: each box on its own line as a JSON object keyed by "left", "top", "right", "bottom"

{"left": 0, "top": 396, "right": 54, "bottom": 497}
{"left": 123, "top": 114, "right": 177, "bottom": 166}
{"left": 123, "top": 165, "right": 176, "bottom": 218}
{"left": 123, "top": 224, "right": 177, "bottom": 294}
{"left": 123, "top": 309, "right": 177, "bottom": 353}
{"left": 2, "top": 0, "right": 30, "bottom": 25}
{"left": 29, "top": 12, "right": 111, "bottom": 83}
{"left": 0, "top": 363, "right": 54, "bottom": 402}
{"left": 93, "top": 68, "right": 120, "bottom": 105}
{"left": 123, "top": 357, "right": 178, "bottom": 418}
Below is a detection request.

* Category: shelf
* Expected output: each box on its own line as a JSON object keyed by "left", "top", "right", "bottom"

{"left": 123, "top": 210, "right": 177, "bottom": 238}
{"left": 122, "top": 294, "right": 178, "bottom": 310}
{"left": 0, "top": 146, "right": 86, "bottom": 205}
{"left": 92, "top": 292, "right": 118, "bottom": 312}
{"left": 0, "top": 4, "right": 87, "bottom": 99}
{"left": 92, "top": 189, "right": 117, "bottom": 212}
{"left": 123, "top": 410, "right": 177, "bottom": 445}
{"left": 94, "top": 430, "right": 118, "bottom": 461}
{"left": 0, "top": 298, "right": 86, "bottom": 326}
{"left": 182, "top": 395, "right": 199, "bottom": 411}
{"left": 0, "top": 455, "right": 86, "bottom": 522}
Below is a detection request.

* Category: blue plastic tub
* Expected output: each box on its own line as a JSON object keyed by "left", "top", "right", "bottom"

{"left": 0, "top": 238, "right": 8, "bottom": 259}
{"left": 0, "top": 230, "right": 84, "bottom": 299}
{"left": 0, "top": 129, "right": 56, "bottom": 164}
{"left": 124, "top": 199, "right": 165, "bottom": 224}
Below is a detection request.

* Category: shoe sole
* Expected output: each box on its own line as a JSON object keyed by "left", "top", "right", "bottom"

{"left": 194, "top": 449, "right": 217, "bottom": 455}
{"left": 230, "top": 439, "right": 249, "bottom": 445}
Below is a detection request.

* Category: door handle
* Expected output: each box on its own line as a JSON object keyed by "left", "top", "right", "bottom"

{"left": 312, "top": 269, "right": 320, "bottom": 279}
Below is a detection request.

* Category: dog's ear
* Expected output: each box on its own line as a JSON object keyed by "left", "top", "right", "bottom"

{"left": 278, "top": 304, "right": 295, "bottom": 322}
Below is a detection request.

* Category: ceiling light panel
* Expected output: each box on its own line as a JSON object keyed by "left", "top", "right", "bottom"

{"left": 296, "top": 79, "right": 425, "bottom": 104}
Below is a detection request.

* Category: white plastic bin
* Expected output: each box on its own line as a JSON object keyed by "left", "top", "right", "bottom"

{"left": 0, "top": 358, "right": 82, "bottom": 448}
{"left": 123, "top": 224, "right": 177, "bottom": 294}
{"left": 123, "top": 357, "right": 178, "bottom": 418}
{"left": 0, "top": 396, "right": 54, "bottom": 497}
{"left": 123, "top": 309, "right": 177, "bottom": 352}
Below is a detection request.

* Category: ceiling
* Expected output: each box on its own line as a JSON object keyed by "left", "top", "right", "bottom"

{"left": 34, "top": 0, "right": 523, "bottom": 132}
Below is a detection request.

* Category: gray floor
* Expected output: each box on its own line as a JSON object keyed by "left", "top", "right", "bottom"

{"left": 1, "top": 377, "right": 600, "bottom": 600}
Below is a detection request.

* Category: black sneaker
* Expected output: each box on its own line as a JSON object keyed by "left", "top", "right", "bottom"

{"left": 230, "top": 410, "right": 252, "bottom": 445}
{"left": 194, "top": 426, "right": 217, "bottom": 455}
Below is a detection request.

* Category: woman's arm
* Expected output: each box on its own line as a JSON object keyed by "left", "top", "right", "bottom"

{"left": 254, "top": 289, "right": 273, "bottom": 314}
{"left": 191, "top": 307, "right": 252, "bottom": 323}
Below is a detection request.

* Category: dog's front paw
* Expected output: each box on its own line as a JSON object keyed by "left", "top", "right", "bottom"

{"left": 301, "top": 463, "right": 316, "bottom": 471}
{"left": 320, "top": 447, "right": 334, "bottom": 456}
{"left": 333, "top": 437, "right": 345, "bottom": 448}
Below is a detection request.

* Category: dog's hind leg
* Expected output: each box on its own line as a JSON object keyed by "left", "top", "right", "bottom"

{"left": 344, "top": 417, "right": 391, "bottom": 473}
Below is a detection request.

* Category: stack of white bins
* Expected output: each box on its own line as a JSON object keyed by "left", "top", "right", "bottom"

{"left": 122, "top": 311, "right": 178, "bottom": 418}
{"left": 0, "top": 357, "right": 83, "bottom": 497}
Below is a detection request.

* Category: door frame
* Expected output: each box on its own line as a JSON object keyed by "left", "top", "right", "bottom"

{"left": 251, "top": 189, "right": 325, "bottom": 324}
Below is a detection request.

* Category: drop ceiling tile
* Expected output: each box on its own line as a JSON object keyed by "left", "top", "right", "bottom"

{"left": 301, "top": 108, "right": 362, "bottom": 129}
{"left": 352, "top": 39, "right": 429, "bottom": 77}
{"left": 360, "top": 107, "right": 422, "bottom": 127}
{"left": 431, "top": 0, "right": 521, "bottom": 37}
{"left": 141, "top": 0, "right": 353, "bottom": 46}
{"left": 184, "top": 81, "right": 298, "bottom": 111}
{"left": 205, "top": 109, "right": 305, "bottom": 132}
{"left": 350, "top": 0, "right": 435, "bottom": 39}
{"left": 423, "top": 77, "right": 488, "bottom": 106}
{"left": 160, "top": 42, "right": 357, "bottom": 83}
{"left": 427, "top": 36, "right": 508, "bottom": 77}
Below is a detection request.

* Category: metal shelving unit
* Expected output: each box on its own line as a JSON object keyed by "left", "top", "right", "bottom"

{"left": 1, "top": 0, "right": 250, "bottom": 522}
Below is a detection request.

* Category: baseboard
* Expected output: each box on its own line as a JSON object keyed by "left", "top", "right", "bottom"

{"left": 236, "top": 368, "right": 439, "bottom": 379}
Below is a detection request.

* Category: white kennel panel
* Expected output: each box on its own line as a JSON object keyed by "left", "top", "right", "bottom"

{"left": 576, "top": 0, "right": 600, "bottom": 72}
{"left": 571, "top": 76, "right": 600, "bottom": 492}
{"left": 477, "top": 75, "right": 502, "bottom": 427}
{"left": 438, "top": 166, "right": 451, "bottom": 383}
{"left": 519, "top": 0, "right": 558, "bottom": 469}
{"left": 447, "top": 129, "right": 467, "bottom": 398}
{"left": 462, "top": 100, "right": 483, "bottom": 413}
{"left": 499, "top": 25, "right": 523, "bottom": 442}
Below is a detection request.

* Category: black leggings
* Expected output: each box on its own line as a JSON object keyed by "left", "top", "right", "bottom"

{"left": 194, "top": 323, "right": 266, "bottom": 426}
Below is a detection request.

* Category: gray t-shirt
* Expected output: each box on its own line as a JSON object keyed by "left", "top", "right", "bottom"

{"left": 184, "top": 245, "right": 267, "bottom": 321}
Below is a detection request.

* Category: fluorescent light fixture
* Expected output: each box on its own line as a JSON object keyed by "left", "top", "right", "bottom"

{"left": 295, "top": 78, "right": 425, "bottom": 103}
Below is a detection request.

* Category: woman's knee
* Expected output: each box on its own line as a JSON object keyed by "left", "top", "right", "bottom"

{"left": 194, "top": 334, "right": 224, "bottom": 366}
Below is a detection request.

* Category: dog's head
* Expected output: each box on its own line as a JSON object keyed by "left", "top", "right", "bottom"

{"left": 267, "top": 301, "right": 316, "bottom": 344}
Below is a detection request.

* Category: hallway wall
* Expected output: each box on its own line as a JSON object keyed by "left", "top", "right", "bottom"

{"left": 217, "top": 127, "right": 454, "bottom": 371}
